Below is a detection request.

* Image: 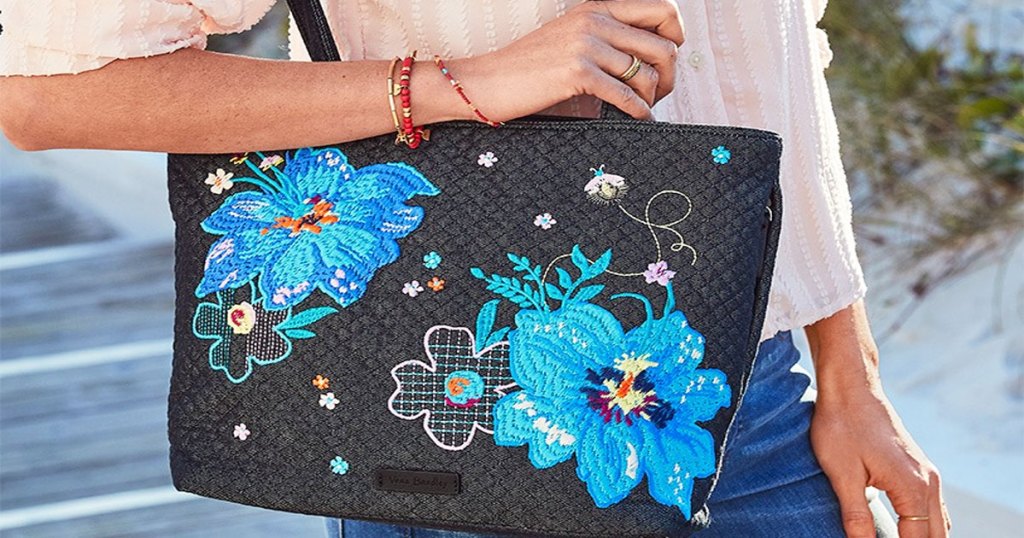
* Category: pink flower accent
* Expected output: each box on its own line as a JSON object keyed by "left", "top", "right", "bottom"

{"left": 643, "top": 261, "right": 676, "bottom": 286}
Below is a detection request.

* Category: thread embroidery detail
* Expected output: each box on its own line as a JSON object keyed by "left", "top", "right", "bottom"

{"left": 387, "top": 321, "right": 514, "bottom": 451}
{"left": 533, "top": 213, "right": 556, "bottom": 230}
{"left": 403, "top": 280, "right": 425, "bottom": 297}
{"left": 319, "top": 392, "right": 340, "bottom": 410}
{"left": 477, "top": 151, "right": 498, "bottom": 168}
{"left": 711, "top": 145, "right": 731, "bottom": 164}
{"left": 196, "top": 147, "right": 440, "bottom": 310}
{"left": 426, "top": 276, "right": 446, "bottom": 292}
{"left": 233, "top": 423, "right": 251, "bottom": 441}
{"left": 205, "top": 169, "right": 235, "bottom": 194}
{"left": 471, "top": 245, "right": 730, "bottom": 518}
{"left": 312, "top": 374, "right": 330, "bottom": 390}
{"left": 330, "top": 456, "right": 350, "bottom": 475}
{"left": 643, "top": 261, "right": 676, "bottom": 287}
{"left": 574, "top": 166, "right": 697, "bottom": 278}
{"left": 423, "top": 251, "right": 442, "bottom": 269}
{"left": 192, "top": 281, "right": 336, "bottom": 383}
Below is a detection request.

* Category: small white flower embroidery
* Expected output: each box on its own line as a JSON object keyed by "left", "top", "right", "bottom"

{"left": 533, "top": 213, "right": 557, "bottom": 230}
{"left": 233, "top": 423, "right": 251, "bottom": 441}
{"left": 319, "top": 392, "right": 340, "bottom": 410}
{"left": 402, "top": 281, "right": 425, "bottom": 297}
{"left": 205, "top": 169, "right": 234, "bottom": 194}
{"left": 477, "top": 151, "right": 498, "bottom": 167}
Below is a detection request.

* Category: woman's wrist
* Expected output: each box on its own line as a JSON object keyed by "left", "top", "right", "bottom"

{"left": 805, "top": 300, "right": 884, "bottom": 403}
{"left": 408, "top": 56, "right": 479, "bottom": 125}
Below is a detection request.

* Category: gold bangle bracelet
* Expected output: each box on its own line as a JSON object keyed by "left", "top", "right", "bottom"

{"left": 385, "top": 56, "right": 406, "bottom": 145}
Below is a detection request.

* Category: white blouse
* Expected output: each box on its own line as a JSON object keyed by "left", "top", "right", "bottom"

{"left": 0, "top": 0, "right": 866, "bottom": 341}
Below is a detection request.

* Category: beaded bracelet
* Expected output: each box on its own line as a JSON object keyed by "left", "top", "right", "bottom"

{"left": 397, "top": 52, "right": 430, "bottom": 149}
{"left": 433, "top": 54, "right": 503, "bottom": 128}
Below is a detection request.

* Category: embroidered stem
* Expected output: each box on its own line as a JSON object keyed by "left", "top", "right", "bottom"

{"left": 252, "top": 151, "right": 304, "bottom": 201}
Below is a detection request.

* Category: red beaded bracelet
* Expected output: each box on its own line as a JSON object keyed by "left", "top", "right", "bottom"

{"left": 397, "top": 52, "right": 430, "bottom": 149}
{"left": 433, "top": 54, "right": 502, "bottom": 128}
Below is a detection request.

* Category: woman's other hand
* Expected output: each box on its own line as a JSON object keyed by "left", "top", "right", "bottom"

{"left": 807, "top": 301, "right": 951, "bottom": 538}
{"left": 442, "top": 0, "right": 685, "bottom": 121}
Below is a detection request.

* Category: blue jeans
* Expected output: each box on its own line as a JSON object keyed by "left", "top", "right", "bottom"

{"left": 325, "top": 332, "right": 898, "bottom": 537}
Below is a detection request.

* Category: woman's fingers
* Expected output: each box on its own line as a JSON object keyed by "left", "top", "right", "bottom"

{"left": 579, "top": 0, "right": 685, "bottom": 46}
{"left": 829, "top": 473, "right": 878, "bottom": 538}
{"left": 590, "top": 40, "right": 660, "bottom": 105}
{"left": 587, "top": 14, "right": 678, "bottom": 101}
{"left": 929, "top": 472, "right": 950, "bottom": 537}
{"left": 579, "top": 61, "right": 654, "bottom": 120}
{"left": 886, "top": 471, "right": 936, "bottom": 538}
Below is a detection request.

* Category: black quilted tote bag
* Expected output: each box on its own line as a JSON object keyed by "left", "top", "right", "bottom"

{"left": 166, "top": 1, "right": 783, "bottom": 536}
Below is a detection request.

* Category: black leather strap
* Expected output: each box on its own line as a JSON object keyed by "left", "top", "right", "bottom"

{"left": 285, "top": 0, "right": 340, "bottom": 62}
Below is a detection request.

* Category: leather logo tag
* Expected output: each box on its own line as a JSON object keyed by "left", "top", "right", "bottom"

{"left": 374, "top": 468, "right": 461, "bottom": 495}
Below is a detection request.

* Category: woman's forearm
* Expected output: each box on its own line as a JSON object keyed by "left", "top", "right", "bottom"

{"left": 804, "top": 299, "right": 882, "bottom": 401}
{"left": 0, "top": 47, "right": 471, "bottom": 153}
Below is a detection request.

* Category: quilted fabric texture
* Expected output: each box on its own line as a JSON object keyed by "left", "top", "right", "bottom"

{"left": 166, "top": 117, "right": 782, "bottom": 538}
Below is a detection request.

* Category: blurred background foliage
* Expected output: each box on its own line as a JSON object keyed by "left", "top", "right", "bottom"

{"left": 820, "top": 0, "right": 1023, "bottom": 335}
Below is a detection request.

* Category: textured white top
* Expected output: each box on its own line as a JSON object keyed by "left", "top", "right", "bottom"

{"left": 0, "top": 0, "right": 866, "bottom": 341}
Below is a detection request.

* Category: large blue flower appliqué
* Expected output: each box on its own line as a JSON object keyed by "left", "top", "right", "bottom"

{"left": 196, "top": 148, "right": 440, "bottom": 309}
{"left": 477, "top": 247, "right": 731, "bottom": 518}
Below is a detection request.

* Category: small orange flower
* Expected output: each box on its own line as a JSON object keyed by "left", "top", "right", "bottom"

{"left": 427, "top": 277, "right": 445, "bottom": 292}
{"left": 312, "top": 375, "right": 330, "bottom": 390}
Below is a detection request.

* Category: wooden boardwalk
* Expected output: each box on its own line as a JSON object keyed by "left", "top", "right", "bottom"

{"left": 0, "top": 158, "right": 322, "bottom": 536}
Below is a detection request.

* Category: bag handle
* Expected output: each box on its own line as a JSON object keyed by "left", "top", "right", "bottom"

{"left": 284, "top": 0, "right": 633, "bottom": 121}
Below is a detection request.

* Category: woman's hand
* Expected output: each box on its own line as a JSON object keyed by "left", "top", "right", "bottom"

{"left": 0, "top": 0, "right": 683, "bottom": 152}
{"left": 806, "top": 301, "right": 951, "bottom": 538}
{"left": 442, "top": 0, "right": 685, "bottom": 121}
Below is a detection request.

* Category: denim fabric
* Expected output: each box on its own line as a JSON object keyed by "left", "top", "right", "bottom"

{"left": 324, "top": 331, "right": 898, "bottom": 537}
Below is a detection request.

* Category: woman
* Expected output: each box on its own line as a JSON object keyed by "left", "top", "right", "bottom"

{"left": 0, "top": 1, "right": 949, "bottom": 536}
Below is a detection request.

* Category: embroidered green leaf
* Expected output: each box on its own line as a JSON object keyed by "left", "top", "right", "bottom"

{"left": 470, "top": 267, "right": 486, "bottom": 279}
{"left": 475, "top": 299, "right": 501, "bottom": 351}
{"left": 588, "top": 249, "right": 613, "bottom": 278}
{"left": 284, "top": 329, "right": 317, "bottom": 339}
{"left": 484, "top": 327, "right": 511, "bottom": 348}
{"left": 277, "top": 307, "right": 337, "bottom": 330}
{"left": 570, "top": 245, "right": 589, "bottom": 274}
{"left": 572, "top": 285, "right": 605, "bottom": 303}
{"left": 545, "top": 283, "right": 564, "bottom": 301}
{"left": 556, "top": 267, "right": 574, "bottom": 290}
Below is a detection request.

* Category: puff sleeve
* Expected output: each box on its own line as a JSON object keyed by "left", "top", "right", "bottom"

{"left": 0, "top": 0, "right": 276, "bottom": 76}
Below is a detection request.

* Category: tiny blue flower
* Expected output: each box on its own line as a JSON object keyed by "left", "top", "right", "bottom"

{"left": 423, "top": 251, "right": 442, "bottom": 269}
{"left": 711, "top": 145, "right": 731, "bottom": 164}
{"left": 330, "top": 456, "right": 350, "bottom": 475}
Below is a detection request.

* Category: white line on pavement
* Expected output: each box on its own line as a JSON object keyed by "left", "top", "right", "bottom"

{"left": 0, "top": 338, "right": 173, "bottom": 377}
{"left": 0, "top": 486, "right": 195, "bottom": 530}
{"left": 0, "top": 239, "right": 166, "bottom": 272}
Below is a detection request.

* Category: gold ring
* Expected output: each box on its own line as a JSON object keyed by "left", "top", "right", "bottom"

{"left": 618, "top": 55, "right": 643, "bottom": 82}
{"left": 898, "top": 515, "right": 930, "bottom": 522}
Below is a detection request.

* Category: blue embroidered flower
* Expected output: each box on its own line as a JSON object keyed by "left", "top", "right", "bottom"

{"left": 711, "top": 145, "right": 731, "bottom": 164}
{"left": 423, "top": 251, "right": 442, "bottom": 269}
{"left": 482, "top": 247, "right": 731, "bottom": 518}
{"left": 330, "top": 456, "right": 350, "bottom": 475}
{"left": 197, "top": 148, "right": 440, "bottom": 309}
{"left": 193, "top": 281, "right": 335, "bottom": 383}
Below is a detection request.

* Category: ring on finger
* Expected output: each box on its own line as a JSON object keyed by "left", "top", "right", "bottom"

{"left": 618, "top": 54, "right": 643, "bottom": 82}
{"left": 897, "top": 515, "right": 930, "bottom": 522}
